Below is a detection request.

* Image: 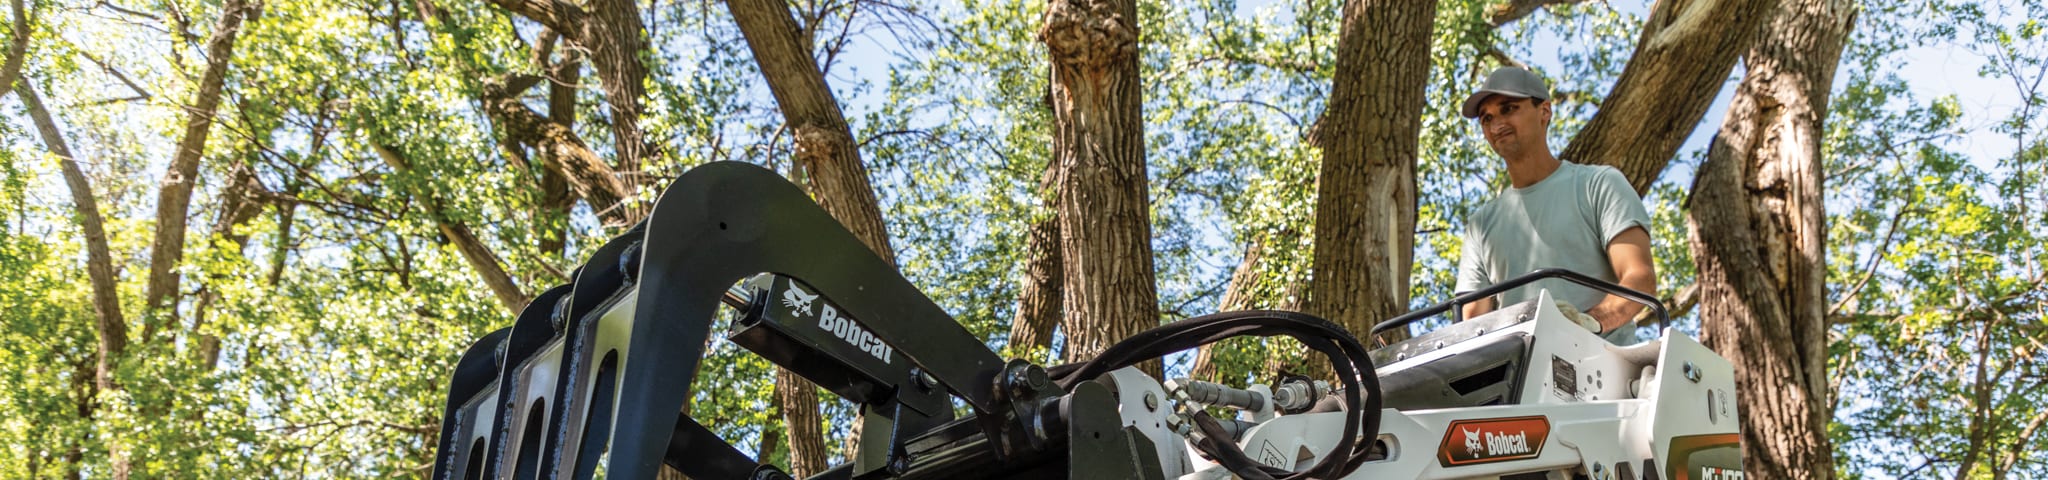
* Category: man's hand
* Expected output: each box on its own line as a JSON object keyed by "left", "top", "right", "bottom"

{"left": 1589, "top": 227, "right": 1657, "bottom": 333}
{"left": 1555, "top": 299, "right": 1602, "bottom": 333}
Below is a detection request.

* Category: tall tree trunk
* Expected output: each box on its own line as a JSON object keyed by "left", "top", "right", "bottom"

{"left": 22, "top": 81, "right": 131, "bottom": 480}
{"left": 1561, "top": 0, "right": 1778, "bottom": 193}
{"left": 1006, "top": 215, "right": 1062, "bottom": 360}
{"left": 1684, "top": 0, "right": 1854, "bottom": 478}
{"left": 726, "top": 0, "right": 899, "bottom": 474}
{"left": 142, "top": 0, "right": 259, "bottom": 337}
{"left": 773, "top": 368, "right": 831, "bottom": 478}
{"left": 24, "top": 80, "right": 127, "bottom": 391}
{"left": 1039, "top": 0, "right": 1157, "bottom": 374}
{"left": 1306, "top": 0, "right": 1434, "bottom": 362}
{"left": 726, "top": 0, "right": 894, "bottom": 256}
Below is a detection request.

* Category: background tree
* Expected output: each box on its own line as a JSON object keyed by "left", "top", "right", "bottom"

{"left": 1687, "top": 0, "right": 1858, "bottom": 478}
{"left": 1304, "top": 0, "right": 1436, "bottom": 357}
{"left": 1039, "top": 0, "right": 1159, "bottom": 370}
{"left": 726, "top": 0, "right": 900, "bottom": 473}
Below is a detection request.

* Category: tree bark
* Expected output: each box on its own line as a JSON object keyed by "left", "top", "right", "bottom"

{"left": 143, "top": 0, "right": 260, "bottom": 334}
{"left": 481, "top": 76, "right": 639, "bottom": 228}
{"left": 726, "top": 0, "right": 895, "bottom": 258}
{"left": 372, "top": 143, "right": 532, "bottom": 314}
{"left": 1684, "top": 0, "right": 1854, "bottom": 478}
{"left": 0, "top": 0, "right": 32, "bottom": 100}
{"left": 1487, "top": 0, "right": 1593, "bottom": 27}
{"left": 1561, "top": 0, "right": 1779, "bottom": 193}
{"left": 1006, "top": 215, "right": 1062, "bottom": 360}
{"left": 774, "top": 368, "right": 831, "bottom": 478}
{"left": 538, "top": 42, "right": 578, "bottom": 258}
{"left": 23, "top": 80, "right": 131, "bottom": 480}
{"left": 1306, "top": 0, "right": 1434, "bottom": 364}
{"left": 486, "top": 0, "right": 654, "bottom": 178}
{"left": 1039, "top": 0, "right": 1157, "bottom": 373}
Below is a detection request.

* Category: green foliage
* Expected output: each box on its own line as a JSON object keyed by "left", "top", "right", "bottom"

{"left": 4, "top": 0, "right": 2045, "bottom": 477}
{"left": 1823, "top": 1, "right": 2048, "bottom": 478}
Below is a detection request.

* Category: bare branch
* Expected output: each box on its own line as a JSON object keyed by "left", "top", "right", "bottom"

{"left": 1488, "top": 0, "right": 1596, "bottom": 27}
{"left": 79, "top": 51, "right": 153, "bottom": 101}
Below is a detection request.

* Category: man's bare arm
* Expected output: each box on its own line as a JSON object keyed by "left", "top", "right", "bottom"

{"left": 1588, "top": 227, "right": 1656, "bottom": 333}
{"left": 1461, "top": 296, "right": 1497, "bottom": 322}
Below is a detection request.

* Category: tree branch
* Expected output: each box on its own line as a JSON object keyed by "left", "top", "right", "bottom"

{"left": 372, "top": 142, "right": 531, "bottom": 314}
{"left": 143, "top": 0, "right": 260, "bottom": 341}
{"left": 20, "top": 81, "right": 128, "bottom": 393}
{"left": 0, "top": 0, "right": 33, "bottom": 101}
{"left": 1488, "top": 0, "right": 1595, "bottom": 27}
{"left": 480, "top": 75, "right": 636, "bottom": 228}
{"left": 1561, "top": 0, "right": 1780, "bottom": 193}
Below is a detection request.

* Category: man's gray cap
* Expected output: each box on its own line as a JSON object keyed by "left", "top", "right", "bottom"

{"left": 1461, "top": 67, "right": 1551, "bottom": 118}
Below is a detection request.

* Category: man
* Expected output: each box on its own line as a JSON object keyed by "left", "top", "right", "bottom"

{"left": 1454, "top": 67, "right": 1657, "bottom": 345}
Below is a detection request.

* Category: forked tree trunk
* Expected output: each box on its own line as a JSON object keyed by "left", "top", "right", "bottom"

{"left": 1685, "top": 0, "right": 1855, "bottom": 477}
{"left": 1306, "top": 0, "right": 1434, "bottom": 364}
{"left": 1561, "top": 0, "right": 1779, "bottom": 192}
{"left": 486, "top": 0, "right": 655, "bottom": 181}
{"left": 1039, "top": 0, "right": 1158, "bottom": 374}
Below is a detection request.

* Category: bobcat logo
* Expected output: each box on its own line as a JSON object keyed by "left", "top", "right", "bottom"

{"left": 1463, "top": 428, "right": 1483, "bottom": 455}
{"left": 782, "top": 285, "right": 819, "bottom": 317}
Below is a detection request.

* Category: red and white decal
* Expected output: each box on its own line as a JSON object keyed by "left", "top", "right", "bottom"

{"left": 1436, "top": 416, "right": 1550, "bottom": 467}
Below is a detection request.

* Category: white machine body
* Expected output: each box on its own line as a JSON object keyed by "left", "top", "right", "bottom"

{"left": 1103, "top": 290, "right": 1743, "bottom": 480}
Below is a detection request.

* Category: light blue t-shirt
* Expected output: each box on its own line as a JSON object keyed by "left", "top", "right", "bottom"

{"left": 1456, "top": 161, "right": 1653, "bottom": 344}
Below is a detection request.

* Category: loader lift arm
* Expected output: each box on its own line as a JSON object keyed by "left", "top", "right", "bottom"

{"left": 431, "top": 162, "right": 1377, "bottom": 480}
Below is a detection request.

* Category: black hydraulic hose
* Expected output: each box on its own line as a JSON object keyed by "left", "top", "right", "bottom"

{"left": 1048, "top": 310, "right": 1381, "bottom": 480}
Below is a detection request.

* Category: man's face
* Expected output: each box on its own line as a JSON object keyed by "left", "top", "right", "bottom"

{"left": 1475, "top": 95, "right": 1551, "bottom": 158}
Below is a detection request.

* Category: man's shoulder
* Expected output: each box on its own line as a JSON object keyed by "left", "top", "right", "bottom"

{"left": 1563, "top": 161, "right": 1629, "bottom": 184}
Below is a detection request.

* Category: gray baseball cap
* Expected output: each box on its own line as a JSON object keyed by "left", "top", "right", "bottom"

{"left": 1461, "top": 67, "right": 1551, "bottom": 118}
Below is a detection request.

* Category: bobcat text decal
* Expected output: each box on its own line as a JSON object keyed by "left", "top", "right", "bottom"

{"left": 1437, "top": 416, "right": 1550, "bottom": 467}
{"left": 785, "top": 284, "right": 893, "bottom": 364}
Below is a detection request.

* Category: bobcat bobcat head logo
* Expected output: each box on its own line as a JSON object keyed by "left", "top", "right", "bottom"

{"left": 782, "top": 285, "right": 819, "bottom": 317}
{"left": 1462, "top": 428, "right": 1484, "bottom": 455}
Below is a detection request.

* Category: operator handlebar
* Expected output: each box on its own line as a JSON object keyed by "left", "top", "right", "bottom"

{"left": 1369, "top": 268, "right": 1669, "bottom": 339}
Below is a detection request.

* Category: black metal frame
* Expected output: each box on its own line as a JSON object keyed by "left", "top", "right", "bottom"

{"left": 431, "top": 161, "right": 1157, "bottom": 480}
{"left": 1370, "top": 268, "right": 1670, "bottom": 339}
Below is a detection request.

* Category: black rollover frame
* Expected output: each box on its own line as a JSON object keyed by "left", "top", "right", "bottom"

{"left": 429, "top": 162, "right": 1166, "bottom": 480}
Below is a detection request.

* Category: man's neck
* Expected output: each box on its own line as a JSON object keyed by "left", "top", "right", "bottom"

{"left": 1503, "top": 150, "right": 1562, "bottom": 189}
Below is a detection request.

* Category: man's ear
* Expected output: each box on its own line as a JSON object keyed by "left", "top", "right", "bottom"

{"left": 1539, "top": 100, "right": 1553, "bottom": 124}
